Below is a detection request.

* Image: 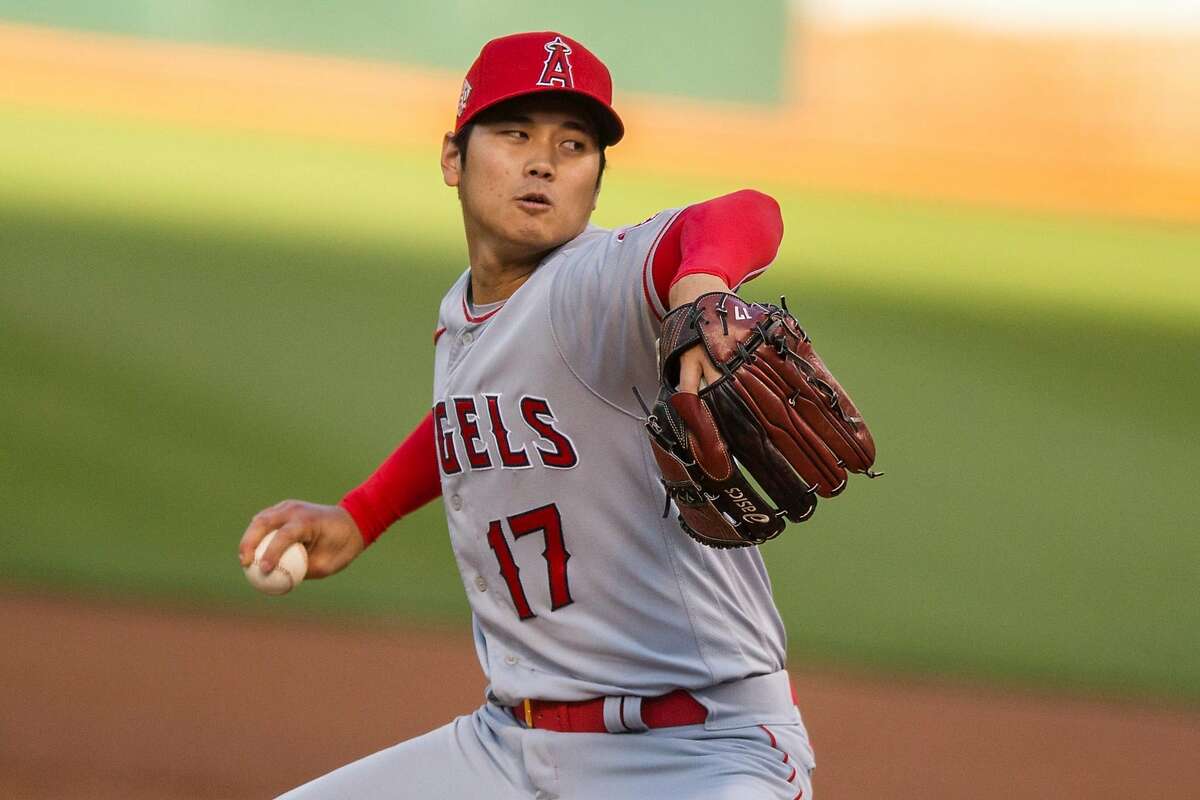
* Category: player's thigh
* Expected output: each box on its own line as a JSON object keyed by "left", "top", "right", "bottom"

{"left": 276, "top": 708, "right": 532, "bottom": 800}
{"left": 690, "top": 723, "right": 815, "bottom": 800}
{"left": 755, "top": 721, "right": 816, "bottom": 799}
{"left": 549, "top": 722, "right": 815, "bottom": 800}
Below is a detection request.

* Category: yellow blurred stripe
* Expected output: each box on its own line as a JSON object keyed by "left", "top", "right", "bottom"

{"left": 1, "top": 20, "right": 1198, "bottom": 222}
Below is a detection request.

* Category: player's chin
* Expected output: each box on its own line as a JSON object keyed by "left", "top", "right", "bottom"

{"left": 509, "top": 219, "right": 574, "bottom": 251}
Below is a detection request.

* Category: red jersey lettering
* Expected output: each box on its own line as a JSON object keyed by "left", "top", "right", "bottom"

{"left": 454, "top": 396, "right": 493, "bottom": 470}
{"left": 434, "top": 401, "right": 462, "bottom": 475}
{"left": 520, "top": 396, "right": 579, "bottom": 469}
{"left": 485, "top": 394, "right": 532, "bottom": 468}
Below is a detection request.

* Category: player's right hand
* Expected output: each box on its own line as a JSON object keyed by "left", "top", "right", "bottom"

{"left": 669, "top": 274, "right": 729, "bottom": 394}
{"left": 238, "top": 501, "right": 364, "bottom": 579}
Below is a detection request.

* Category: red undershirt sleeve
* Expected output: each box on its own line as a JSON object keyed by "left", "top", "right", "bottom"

{"left": 650, "top": 189, "right": 784, "bottom": 307}
{"left": 339, "top": 411, "right": 442, "bottom": 547}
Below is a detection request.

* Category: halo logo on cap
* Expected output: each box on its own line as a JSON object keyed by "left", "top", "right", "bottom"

{"left": 454, "top": 31, "right": 625, "bottom": 145}
{"left": 536, "top": 36, "right": 575, "bottom": 89}
{"left": 457, "top": 79, "right": 473, "bottom": 118}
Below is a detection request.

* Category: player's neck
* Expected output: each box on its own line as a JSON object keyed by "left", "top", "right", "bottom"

{"left": 468, "top": 265, "right": 535, "bottom": 305}
{"left": 465, "top": 242, "right": 546, "bottom": 305}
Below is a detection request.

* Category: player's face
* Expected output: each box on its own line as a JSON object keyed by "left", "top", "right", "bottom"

{"left": 442, "top": 95, "right": 602, "bottom": 260}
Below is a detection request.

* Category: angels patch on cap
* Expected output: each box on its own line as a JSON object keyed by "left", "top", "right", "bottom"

{"left": 454, "top": 31, "right": 624, "bottom": 145}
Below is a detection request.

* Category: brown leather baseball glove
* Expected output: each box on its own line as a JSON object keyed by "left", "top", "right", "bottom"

{"left": 639, "top": 292, "right": 880, "bottom": 548}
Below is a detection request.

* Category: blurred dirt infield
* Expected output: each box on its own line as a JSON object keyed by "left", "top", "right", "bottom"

{"left": 1, "top": 20, "right": 1197, "bottom": 222}
{"left": 4, "top": 591, "right": 1199, "bottom": 799}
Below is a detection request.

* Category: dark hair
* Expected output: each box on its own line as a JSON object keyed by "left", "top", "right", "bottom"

{"left": 452, "top": 117, "right": 608, "bottom": 187}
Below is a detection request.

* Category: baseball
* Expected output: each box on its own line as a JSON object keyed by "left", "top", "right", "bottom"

{"left": 243, "top": 530, "right": 307, "bottom": 596}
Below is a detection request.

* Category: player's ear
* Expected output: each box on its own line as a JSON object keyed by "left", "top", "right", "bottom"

{"left": 441, "top": 132, "right": 462, "bottom": 188}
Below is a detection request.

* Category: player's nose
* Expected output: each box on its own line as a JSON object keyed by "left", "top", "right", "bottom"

{"left": 524, "top": 138, "right": 556, "bottom": 180}
{"left": 525, "top": 160, "right": 554, "bottom": 180}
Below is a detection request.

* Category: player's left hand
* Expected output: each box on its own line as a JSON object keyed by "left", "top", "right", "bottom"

{"left": 668, "top": 274, "right": 727, "bottom": 392}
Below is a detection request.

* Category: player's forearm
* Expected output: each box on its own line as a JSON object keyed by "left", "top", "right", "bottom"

{"left": 339, "top": 411, "right": 442, "bottom": 547}
{"left": 651, "top": 189, "right": 784, "bottom": 306}
{"left": 668, "top": 273, "right": 731, "bottom": 310}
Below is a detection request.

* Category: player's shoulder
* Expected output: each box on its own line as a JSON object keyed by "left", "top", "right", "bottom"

{"left": 543, "top": 223, "right": 610, "bottom": 270}
{"left": 435, "top": 269, "right": 472, "bottom": 329}
{"left": 439, "top": 268, "right": 470, "bottom": 305}
{"left": 563, "top": 222, "right": 610, "bottom": 253}
{"left": 560, "top": 209, "right": 685, "bottom": 265}
{"left": 612, "top": 208, "right": 681, "bottom": 241}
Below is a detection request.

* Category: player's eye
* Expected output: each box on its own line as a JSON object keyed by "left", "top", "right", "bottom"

{"left": 562, "top": 139, "right": 586, "bottom": 152}
{"left": 502, "top": 129, "right": 528, "bottom": 140}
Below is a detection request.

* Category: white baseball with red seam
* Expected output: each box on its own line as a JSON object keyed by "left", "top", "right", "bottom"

{"left": 243, "top": 530, "right": 307, "bottom": 595}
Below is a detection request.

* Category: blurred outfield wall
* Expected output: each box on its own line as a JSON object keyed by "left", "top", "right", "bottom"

{"left": 0, "top": 11, "right": 1196, "bottom": 221}
{"left": 0, "top": 0, "right": 788, "bottom": 102}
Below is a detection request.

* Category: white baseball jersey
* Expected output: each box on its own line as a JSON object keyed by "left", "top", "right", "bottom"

{"left": 431, "top": 210, "right": 788, "bottom": 706}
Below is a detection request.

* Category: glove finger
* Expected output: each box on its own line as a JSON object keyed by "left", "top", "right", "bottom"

{"left": 706, "top": 383, "right": 818, "bottom": 521}
{"left": 668, "top": 391, "right": 732, "bottom": 482}
{"left": 758, "top": 346, "right": 876, "bottom": 471}
{"left": 727, "top": 364, "right": 848, "bottom": 497}
{"left": 754, "top": 353, "right": 864, "bottom": 471}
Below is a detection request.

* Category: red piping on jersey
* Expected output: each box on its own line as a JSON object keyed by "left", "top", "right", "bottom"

{"left": 640, "top": 210, "right": 683, "bottom": 322}
{"left": 461, "top": 292, "right": 504, "bottom": 324}
{"left": 433, "top": 326, "right": 447, "bottom": 345}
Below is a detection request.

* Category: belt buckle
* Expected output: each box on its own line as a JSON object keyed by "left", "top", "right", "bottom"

{"left": 523, "top": 698, "right": 534, "bottom": 728}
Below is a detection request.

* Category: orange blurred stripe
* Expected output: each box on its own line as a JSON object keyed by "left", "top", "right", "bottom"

{"left": 1, "top": 21, "right": 1196, "bottom": 221}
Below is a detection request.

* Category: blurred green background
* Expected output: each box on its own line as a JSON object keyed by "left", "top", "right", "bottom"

{"left": 0, "top": 0, "right": 788, "bottom": 102}
{"left": 2, "top": 3, "right": 1198, "bottom": 705}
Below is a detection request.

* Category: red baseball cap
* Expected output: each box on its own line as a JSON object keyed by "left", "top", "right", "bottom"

{"left": 455, "top": 31, "right": 624, "bottom": 145}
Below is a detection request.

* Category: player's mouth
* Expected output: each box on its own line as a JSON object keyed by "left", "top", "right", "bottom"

{"left": 515, "top": 192, "right": 553, "bottom": 213}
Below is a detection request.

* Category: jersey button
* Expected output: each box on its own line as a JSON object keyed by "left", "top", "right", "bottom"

{"left": 461, "top": 331, "right": 474, "bottom": 345}
{"left": 504, "top": 654, "right": 519, "bottom": 666}
{"left": 474, "top": 575, "right": 488, "bottom": 592}
{"left": 449, "top": 494, "right": 463, "bottom": 511}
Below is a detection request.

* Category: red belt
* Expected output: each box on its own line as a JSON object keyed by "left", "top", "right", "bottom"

{"left": 510, "top": 689, "right": 707, "bottom": 733}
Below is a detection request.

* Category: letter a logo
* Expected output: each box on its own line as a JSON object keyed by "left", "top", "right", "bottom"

{"left": 537, "top": 36, "right": 575, "bottom": 88}
{"left": 457, "top": 78, "right": 472, "bottom": 117}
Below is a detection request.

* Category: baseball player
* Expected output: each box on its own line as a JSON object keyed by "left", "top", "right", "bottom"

{"left": 240, "top": 31, "right": 817, "bottom": 799}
